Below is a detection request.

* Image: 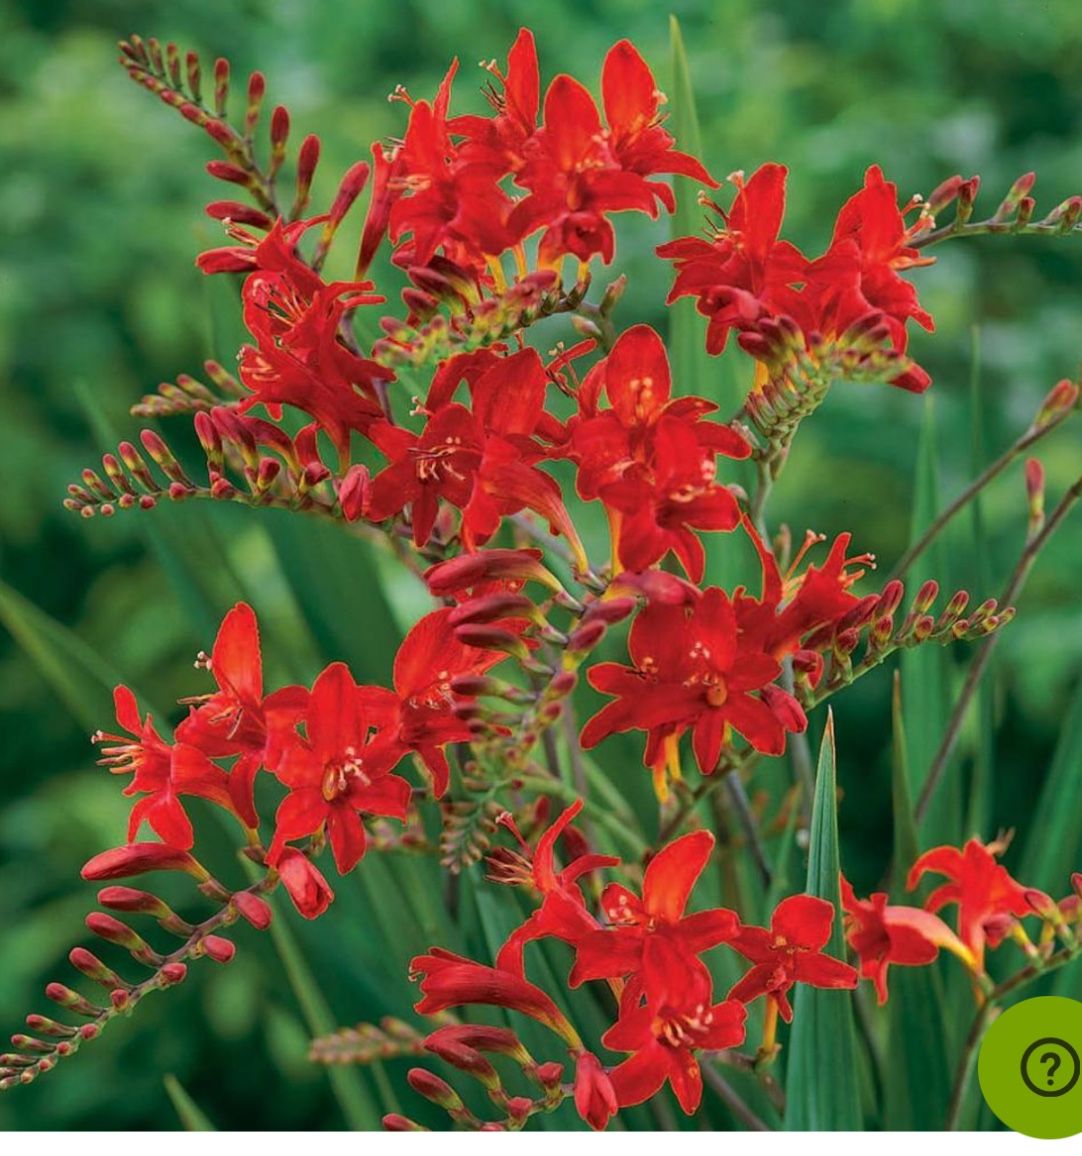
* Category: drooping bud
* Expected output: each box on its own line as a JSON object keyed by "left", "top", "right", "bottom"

{"left": 449, "top": 592, "right": 537, "bottom": 627}
{"left": 382, "top": 1114, "right": 428, "bottom": 1132}
{"left": 233, "top": 891, "right": 273, "bottom": 930}
{"left": 276, "top": 847, "right": 334, "bottom": 919}
{"left": 453, "top": 625, "right": 531, "bottom": 662}
{"left": 200, "top": 935, "right": 236, "bottom": 963}
{"left": 82, "top": 842, "right": 209, "bottom": 882}
{"left": 573, "top": 1051, "right": 618, "bottom": 1132}
{"left": 407, "top": 1067, "right": 464, "bottom": 1111}
{"left": 97, "top": 887, "right": 194, "bottom": 937}
{"left": 68, "top": 948, "right": 128, "bottom": 990}
{"left": 44, "top": 984, "right": 105, "bottom": 1018}
{"left": 85, "top": 913, "right": 161, "bottom": 967}
{"left": 425, "top": 549, "right": 562, "bottom": 598}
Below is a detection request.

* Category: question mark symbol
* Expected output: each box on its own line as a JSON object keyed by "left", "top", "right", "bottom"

{"left": 1041, "top": 1050, "right": 1062, "bottom": 1087}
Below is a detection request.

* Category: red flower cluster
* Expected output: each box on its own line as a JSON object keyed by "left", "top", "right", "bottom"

{"left": 94, "top": 601, "right": 525, "bottom": 918}
{"left": 842, "top": 838, "right": 1075, "bottom": 1003}
{"left": 374, "top": 31, "right": 714, "bottom": 276}
{"left": 660, "top": 163, "right": 936, "bottom": 391}
{"left": 581, "top": 518, "right": 873, "bottom": 798}
{"left": 411, "top": 803, "right": 855, "bottom": 1125}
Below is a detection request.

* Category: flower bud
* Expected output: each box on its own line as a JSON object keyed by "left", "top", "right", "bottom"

{"left": 573, "top": 1051, "right": 618, "bottom": 1132}
{"left": 86, "top": 913, "right": 160, "bottom": 966}
{"left": 425, "top": 549, "right": 561, "bottom": 597}
{"left": 1033, "top": 379, "right": 1079, "bottom": 430}
{"left": 532, "top": 1060, "right": 564, "bottom": 1089}
{"left": 45, "top": 984, "right": 104, "bottom": 1018}
{"left": 565, "top": 619, "right": 606, "bottom": 655}
{"left": 68, "top": 947, "right": 127, "bottom": 990}
{"left": 926, "top": 174, "right": 963, "bottom": 215}
{"left": 912, "top": 579, "right": 939, "bottom": 614}
{"left": 159, "top": 962, "right": 188, "bottom": 986}
{"left": 453, "top": 625, "right": 531, "bottom": 662}
{"left": 24, "top": 1015, "right": 76, "bottom": 1040}
{"left": 201, "top": 935, "right": 236, "bottom": 963}
{"left": 233, "top": 891, "right": 273, "bottom": 930}
{"left": 213, "top": 56, "right": 229, "bottom": 117}
{"left": 407, "top": 1067, "right": 463, "bottom": 1110}
{"left": 276, "top": 847, "right": 334, "bottom": 919}
{"left": 449, "top": 592, "right": 536, "bottom": 627}
{"left": 382, "top": 1114, "right": 427, "bottom": 1132}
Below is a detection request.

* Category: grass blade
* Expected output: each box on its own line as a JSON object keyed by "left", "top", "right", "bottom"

{"left": 885, "top": 673, "right": 953, "bottom": 1129}
{"left": 784, "top": 712, "right": 862, "bottom": 1130}
{"left": 163, "top": 1073, "right": 217, "bottom": 1131}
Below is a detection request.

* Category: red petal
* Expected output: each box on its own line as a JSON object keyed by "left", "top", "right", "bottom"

{"left": 643, "top": 829, "right": 714, "bottom": 922}
{"left": 211, "top": 602, "right": 262, "bottom": 703}
{"left": 772, "top": 894, "right": 835, "bottom": 949}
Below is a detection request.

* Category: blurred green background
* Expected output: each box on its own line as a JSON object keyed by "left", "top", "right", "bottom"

{"left": 1, "top": 0, "right": 1080, "bottom": 1132}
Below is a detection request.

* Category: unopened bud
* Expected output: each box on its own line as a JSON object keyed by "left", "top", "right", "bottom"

{"left": 425, "top": 549, "right": 561, "bottom": 597}
{"left": 956, "top": 176, "right": 981, "bottom": 223}
{"left": 566, "top": 619, "right": 606, "bottom": 654}
{"left": 68, "top": 947, "right": 127, "bottom": 990}
{"left": 213, "top": 57, "right": 229, "bottom": 117}
{"left": 336, "top": 464, "right": 370, "bottom": 522}
{"left": 233, "top": 891, "right": 273, "bottom": 930}
{"left": 201, "top": 935, "right": 236, "bottom": 963}
{"left": 449, "top": 592, "right": 536, "bottom": 627}
{"left": 582, "top": 595, "right": 637, "bottom": 625}
{"left": 533, "top": 1061, "right": 564, "bottom": 1089}
{"left": 913, "top": 615, "right": 936, "bottom": 642}
{"left": 382, "top": 1114, "right": 427, "bottom": 1132}
{"left": 925, "top": 174, "right": 964, "bottom": 215}
{"left": 407, "top": 1067, "right": 463, "bottom": 1110}
{"left": 82, "top": 842, "right": 209, "bottom": 882}
{"left": 912, "top": 579, "right": 939, "bottom": 614}
{"left": 159, "top": 962, "right": 188, "bottom": 986}
{"left": 1033, "top": 379, "right": 1079, "bottom": 429}
{"left": 45, "top": 984, "right": 104, "bottom": 1018}
{"left": 453, "top": 625, "right": 530, "bottom": 661}
{"left": 1025, "top": 457, "right": 1046, "bottom": 531}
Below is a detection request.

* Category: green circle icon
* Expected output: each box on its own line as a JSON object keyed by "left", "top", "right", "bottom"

{"left": 978, "top": 996, "right": 1082, "bottom": 1139}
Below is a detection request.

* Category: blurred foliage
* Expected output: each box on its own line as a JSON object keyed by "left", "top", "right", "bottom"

{"left": 1, "top": 0, "right": 1080, "bottom": 1131}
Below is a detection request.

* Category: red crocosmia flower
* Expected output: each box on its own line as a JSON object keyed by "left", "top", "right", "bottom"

{"left": 275, "top": 846, "right": 334, "bottom": 919}
{"left": 360, "top": 608, "right": 520, "bottom": 797}
{"left": 571, "top": 830, "right": 738, "bottom": 988}
{"left": 735, "top": 517, "right": 871, "bottom": 664}
{"left": 906, "top": 838, "right": 1048, "bottom": 972}
{"left": 410, "top": 947, "right": 583, "bottom": 1049}
{"left": 225, "top": 217, "right": 389, "bottom": 466}
{"left": 492, "top": 800, "right": 618, "bottom": 975}
{"left": 573, "top": 1050, "right": 619, "bottom": 1132}
{"left": 267, "top": 663, "right": 410, "bottom": 875}
{"left": 815, "top": 165, "right": 934, "bottom": 352}
{"left": 599, "top": 415, "right": 743, "bottom": 582}
{"left": 176, "top": 602, "right": 308, "bottom": 827}
{"left": 581, "top": 589, "right": 805, "bottom": 799}
{"left": 658, "top": 164, "right": 809, "bottom": 355}
{"left": 93, "top": 686, "right": 234, "bottom": 850}
{"left": 450, "top": 28, "right": 540, "bottom": 176}
{"left": 367, "top": 404, "right": 484, "bottom": 546}
{"left": 508, "top": 43, "right": 712, "bottom": 268}
{"left": 388, "top": 62, "right": 513, "bottom": 272}
{"left": 600, "top": 40, "right": 716, "bottom": 196}
{"left": 729, "top": 894, "right": 857, "bottom": 1022}
{"left": 840, "top": 876, "right": 976, "bottom": 1004}
{"left": 602, "top": 965, "right": 747, "bottom": 1115}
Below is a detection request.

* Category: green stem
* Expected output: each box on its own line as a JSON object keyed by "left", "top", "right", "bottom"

{"left": 886, "top": 405, "right": 1075, "bottom": 584}
{"left": 916, "top": 475, "right": 1082, "bottom": 823}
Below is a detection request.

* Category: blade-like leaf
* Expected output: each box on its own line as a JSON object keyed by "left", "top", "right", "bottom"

{"left": 784, "top": 712, "right": 862, "bottom": 1130}
{"left": 885, "top": 673, "right": 953, "bottom": 1129}
{"left": 1020, "top": 674, "right": 1082, "bottom": 896}
{"left": 902, "top": 398, "right": 960, "bottom": 846}
{"left": 163, "top": 1073, "right": 217, "bottom": 1131}
{"left": 0, "top": 578, "right": 161, "bottom": 729}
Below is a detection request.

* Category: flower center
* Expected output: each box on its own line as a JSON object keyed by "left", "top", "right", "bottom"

{"left": 321, "top": 747, "right": 370, "bottom": 801}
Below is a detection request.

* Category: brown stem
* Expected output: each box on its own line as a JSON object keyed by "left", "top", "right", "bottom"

{"left": 887, "top": 408, "right": 1074, "bottom": 584}
{"left": 915, "top": 475, "right": 1082, "bottom": 824}
{"left": 700, "top": 1061, "right": 771, "bottom": 1131}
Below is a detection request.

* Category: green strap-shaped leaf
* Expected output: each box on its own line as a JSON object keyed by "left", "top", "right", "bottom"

{"left": 784, "top": 712, "right": 862, "bottom": 1130}
{"left": 0, "top": 578, "right": 161, "bottom": 729}
{"left": 885, "top": 673, "right": 953, "bottom": 1129}
{"left": 249, "top": 869, "right": 382, "bottom": 1130}
{"left": 163, "top": 1074, "right": 217, "bottom": 1131}
{"left": 1021, "top": 674, "right": 1082, "bottom": 897}
{"left": 902, "top": 397, "right": 960, "bottom": 846}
